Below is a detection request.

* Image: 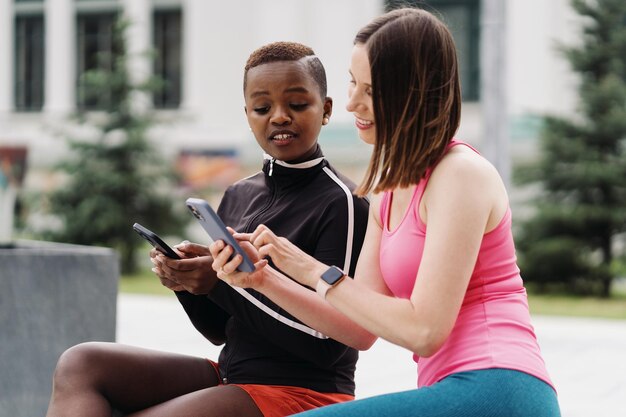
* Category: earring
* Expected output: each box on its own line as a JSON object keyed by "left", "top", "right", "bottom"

{"left": 322, "top": 116, "right": 329, "bottom": 125}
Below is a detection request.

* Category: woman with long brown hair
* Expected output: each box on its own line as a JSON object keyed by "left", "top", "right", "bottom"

{"left": 211, "top": 7, "right": 561, "bottom": 417}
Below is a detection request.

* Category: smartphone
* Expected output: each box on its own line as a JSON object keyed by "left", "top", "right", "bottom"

{"left": 132, "top": 222, "right": 181, "bottom": 259}
{"left": 185, "top": 197, "right": 255, "bottom": 272}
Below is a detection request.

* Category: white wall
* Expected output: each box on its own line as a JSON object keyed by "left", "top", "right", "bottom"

{"left": 170, "top": 0, "right": 382, "bottom": 157}
{"left": 508, "top": 0, "right": 581, "bottom": 118}
{"left": 0, "top": 1, "right": 382, "bottom": 169}
{"left": 139, "top": 0, "right": 383, "bottom": 164}
{"left": 1, "top": 0, "right": 585, "bottom": 173}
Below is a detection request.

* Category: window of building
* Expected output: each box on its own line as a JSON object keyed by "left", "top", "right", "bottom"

{"left": 14, "top": 14, "right": 45, "bottom": 111}
{"left": 385, "top": 0, "right": 480, "bottom": 101}
{"left": 76, "top": 12, "right": 117, "bottom": 109}
{"left": 153, "top": 9, "right": 182, "bottom": 109}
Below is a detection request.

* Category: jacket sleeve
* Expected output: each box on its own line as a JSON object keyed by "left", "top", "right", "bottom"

{"left": 175, "top": 289, "right": 231, "bottom": 346}
{"left": 172, "top": 187, "right": 240, "bottom": 346}
{"left": 208, "top": 281, "right": 353, "bottom": 368}
{"left": 207, "top": 194, "right": 370, "bottom": 367}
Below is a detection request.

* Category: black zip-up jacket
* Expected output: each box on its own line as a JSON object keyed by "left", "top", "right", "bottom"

{"left": 176, "top": 146, "right": 369, "bottom": 395}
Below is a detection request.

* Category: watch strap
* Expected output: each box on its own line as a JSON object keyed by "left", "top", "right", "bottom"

{"left": 316, "top": 279, "right": 332, "bottom": 299}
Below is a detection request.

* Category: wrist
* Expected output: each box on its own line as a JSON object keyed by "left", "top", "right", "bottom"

{"left": 307, "top": 262, "right": 329, "bottom": 288}
{"left": 316, "top": 265, "right": 346, "bottom": 299}
{"left": 254, "top": 265, "right": 275, "bottom": 292}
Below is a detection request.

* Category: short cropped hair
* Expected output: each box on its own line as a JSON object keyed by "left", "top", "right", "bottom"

{"left": 243, "top": 41, "right": 328, "bottom": 98}
{"left": 354, "top": 8, "right": 462, "bottom": 196}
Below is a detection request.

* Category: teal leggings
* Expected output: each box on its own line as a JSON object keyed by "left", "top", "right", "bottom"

{"left": 292, "top": 369, "right": 560, "bottom": 417}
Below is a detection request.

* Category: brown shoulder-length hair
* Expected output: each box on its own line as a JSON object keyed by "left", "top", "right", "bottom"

{"left": 354, "top": 8, "right": 461, "bottom": 196}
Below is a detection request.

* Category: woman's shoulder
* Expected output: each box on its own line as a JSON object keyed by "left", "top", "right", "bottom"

{"left": 312, "top": 165, "right": 370, "bottom": 206}
{"left": 425, "top": 144, "right": 509, "bottom": 227}
{"left": 425, "top": 144, "right": 507, "bottom": 208}
{"left": 433, "top": 144, "right": 500, "bottom": 187}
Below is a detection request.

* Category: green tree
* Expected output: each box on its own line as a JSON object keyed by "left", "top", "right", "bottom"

{"left": 45, "top": 18, "right": 186, "bottom": 273}
{"left": 515, "top": 0, "right": 626, "bottom": 297}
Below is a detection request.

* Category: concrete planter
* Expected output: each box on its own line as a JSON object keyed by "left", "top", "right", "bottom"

{"left": 0, "top": 241, "right": 119, "bottom": 417}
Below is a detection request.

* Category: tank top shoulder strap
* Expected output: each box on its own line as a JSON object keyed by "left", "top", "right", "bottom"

{"left": 452, "top": 139, "right": 480, "bottom": 155}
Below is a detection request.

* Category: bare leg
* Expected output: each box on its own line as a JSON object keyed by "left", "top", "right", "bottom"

{"left": 127, "top": 385, "right": 263, "bottom": 417}
{"left": 46, "top": 342, "right": 261, "bottom": 417}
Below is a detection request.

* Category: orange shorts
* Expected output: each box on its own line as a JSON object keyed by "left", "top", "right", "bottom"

{"left": 207, "top": 360, "right": 354, "bottom": 417}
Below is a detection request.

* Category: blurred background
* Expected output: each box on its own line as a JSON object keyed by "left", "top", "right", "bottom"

{"left": 1, "top": 0, "right": 625, "bottom": 304}
{"left": 1, "top": 1, "right": 625, "bottom": 415}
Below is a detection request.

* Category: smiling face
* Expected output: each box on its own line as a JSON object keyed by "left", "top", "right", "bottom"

{"left": 346, "top": 44, "right": 375, "bottom": 145}
{"left": 244, "top": 60, "right": 332, "bottom": 163}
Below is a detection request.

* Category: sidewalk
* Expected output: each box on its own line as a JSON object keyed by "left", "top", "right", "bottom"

{"left": 117, "top": 294, "right": 626, "bottom": 417}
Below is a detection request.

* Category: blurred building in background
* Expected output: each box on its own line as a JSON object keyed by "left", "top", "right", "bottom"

{"left": 0, "top": 0, "right": 581, "bottom": 193}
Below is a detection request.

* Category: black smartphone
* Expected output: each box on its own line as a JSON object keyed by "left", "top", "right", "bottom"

{"left": 132, "top": 222, "right": 181, "bottom": 259}
{"left": 185, "top": 197, "right": 255, "bottom": 272}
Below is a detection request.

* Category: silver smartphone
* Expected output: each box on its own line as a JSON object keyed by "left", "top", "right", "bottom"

{"left": 185, "top": 198, "right": 255, "bottom": 272}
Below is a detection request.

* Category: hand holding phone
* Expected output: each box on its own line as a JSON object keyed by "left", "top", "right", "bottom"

{"left": 132, "top": 223, "right": 181, "bottom": 259}
{"left": 185, "top": 198, "right": 255, "bottom": 272}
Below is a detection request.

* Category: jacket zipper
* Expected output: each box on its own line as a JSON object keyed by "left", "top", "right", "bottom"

{"left": 243, "top": 164, "right": 278, "bottom": 232}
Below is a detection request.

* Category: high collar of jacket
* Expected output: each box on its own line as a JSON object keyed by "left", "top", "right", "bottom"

{"left": 261, "top": 145, "right": 327, "bottom": 187}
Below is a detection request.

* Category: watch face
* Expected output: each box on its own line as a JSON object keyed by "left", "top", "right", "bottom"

{"left": 321, "top": 266, "right": 345, "bottom": 285}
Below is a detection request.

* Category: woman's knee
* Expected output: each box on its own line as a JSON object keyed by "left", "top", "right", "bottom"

{"left": 52, "top": 342, "right": 113, "bottom": 388}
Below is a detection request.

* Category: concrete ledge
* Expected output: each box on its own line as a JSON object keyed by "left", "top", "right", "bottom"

{"left": 0, "top": 240, "right": 119, "bottom": 417}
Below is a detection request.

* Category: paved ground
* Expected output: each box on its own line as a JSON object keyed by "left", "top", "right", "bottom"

{"left": 117, "top": 294, "right": 626, "bottom": 417}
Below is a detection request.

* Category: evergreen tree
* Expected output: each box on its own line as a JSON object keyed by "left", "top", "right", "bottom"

{"left": 515, "top": 0, "right": 626, "bottom": 297}
{"left": 45, "top": 18, "right": 186, "bottom": 273}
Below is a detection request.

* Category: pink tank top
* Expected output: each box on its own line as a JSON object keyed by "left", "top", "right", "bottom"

{"left": 379, "top": 141, "right": 554, "bottom": 389}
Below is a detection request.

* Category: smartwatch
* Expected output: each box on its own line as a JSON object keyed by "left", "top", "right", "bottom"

{"left": 316, "top": 266, "right": 346, "bottom": 299}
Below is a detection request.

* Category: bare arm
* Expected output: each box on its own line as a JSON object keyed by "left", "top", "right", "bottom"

{"left": 211, "top": 230, "right": 380, "bottom": 350}
{"left": 235, "top": 149, "right": 507, "bottom": 357}
{"left": 209, "top": 198, "right": 391, "bottom": 351}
